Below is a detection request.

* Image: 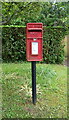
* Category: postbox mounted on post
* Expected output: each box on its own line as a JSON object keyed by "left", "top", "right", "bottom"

{"left": 26, "top": 23, "right": 43, "bottom": 61}
{"left": 26, "top": 23, "right": 43, "bottom": 104}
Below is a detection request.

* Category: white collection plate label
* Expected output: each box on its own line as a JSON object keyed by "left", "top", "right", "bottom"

{"left": 32, "top": 42, "right": 38, "bottom": 55}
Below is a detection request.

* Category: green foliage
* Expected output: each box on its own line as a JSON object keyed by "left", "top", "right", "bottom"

{"left": 2, "top": 27, "right": 26, "bottom": 62}
{"left": 43, "top": 27, "right": 66, "bottom": 64}
{"left": 2, "top": 2, "right": 69, "bottom": 27}
{"left": 2, "top": 2, "right": 42, "bottom": 25}
{"left": 2, "top": 26, "right": 67, "bottom": 63}
{"left": 37, "top": 2, "right": 69, "bottom": 27}
{"left": 2, "top": 2, "right": 69, "bottom": 63}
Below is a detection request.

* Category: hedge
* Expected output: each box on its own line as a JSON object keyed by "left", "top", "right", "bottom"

{"left": 2, "top": 26, "right": 67, "bottom": 63}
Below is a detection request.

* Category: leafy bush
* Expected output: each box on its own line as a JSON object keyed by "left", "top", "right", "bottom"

{"left": 43, "top": 27, "right": 66, "bottom": 64}
{"left": 2, "top": 27, "right": 26, "bottom": 62}
{"left": 2, "top": 2, "right": 68, "bottom": 63}
{"left": 2, "top": 26, "right": 66, "bottom": 63}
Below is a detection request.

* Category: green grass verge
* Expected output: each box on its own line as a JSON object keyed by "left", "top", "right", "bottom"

{"left": 2, "top": 62, "right": 68, "bottom": 118}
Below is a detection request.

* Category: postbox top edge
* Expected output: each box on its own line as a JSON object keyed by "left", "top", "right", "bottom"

{"left": 27, "top": 23, "right": 43, "bottom": 25}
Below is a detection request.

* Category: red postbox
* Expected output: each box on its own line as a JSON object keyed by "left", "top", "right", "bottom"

{"left": 26, "top": 23, "right": 43, "bottom": 61}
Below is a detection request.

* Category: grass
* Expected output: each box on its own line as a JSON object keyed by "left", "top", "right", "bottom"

{"left": 2, "top": 62, "right": 68, "bottom": 118}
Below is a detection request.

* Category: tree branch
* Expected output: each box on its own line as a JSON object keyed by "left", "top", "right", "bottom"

{"left": 1, "top": 2, "right": 32, "bottom": 25}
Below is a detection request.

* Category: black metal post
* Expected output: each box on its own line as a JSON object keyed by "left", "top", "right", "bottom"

{"left": 31, "top": 61, "right": 36, "bottom": 104}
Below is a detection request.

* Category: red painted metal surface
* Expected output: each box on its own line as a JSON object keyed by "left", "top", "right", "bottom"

{"left": 26, "top": 23, "right": 43, "bottom": 61}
